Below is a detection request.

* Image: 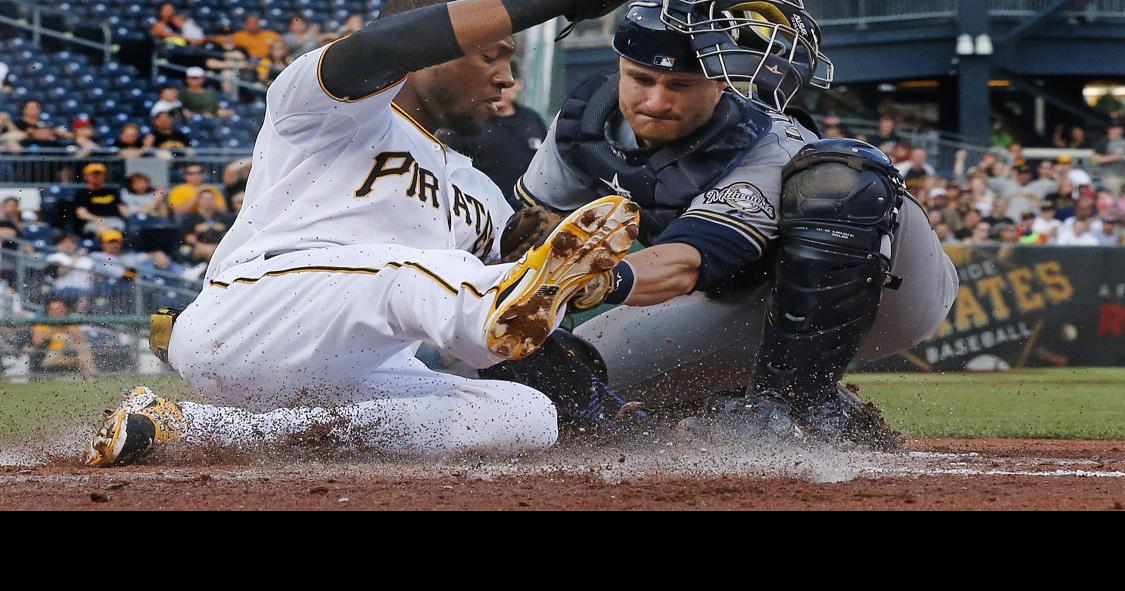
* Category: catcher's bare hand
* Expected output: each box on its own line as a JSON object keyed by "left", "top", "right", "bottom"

{"left": 499, "top": 205, "right": 563, "bottom": 264}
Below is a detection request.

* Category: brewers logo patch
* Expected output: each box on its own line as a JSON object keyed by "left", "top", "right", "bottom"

{"left": 702, "top": 182, "right": 776, "bottom": 219}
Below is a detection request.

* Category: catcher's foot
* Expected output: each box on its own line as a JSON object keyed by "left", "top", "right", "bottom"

{"left": 487, "top": 195, "right": 640, "bottom": 360}
{"left": 83, "top": 386, "right": 185, "bottom": 467}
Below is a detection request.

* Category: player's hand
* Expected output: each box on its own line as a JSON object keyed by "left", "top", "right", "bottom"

{"left": 569, "top": 269, "right": 616, "bottom": 311}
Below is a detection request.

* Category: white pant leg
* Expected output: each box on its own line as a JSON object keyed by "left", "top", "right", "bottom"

{"left": 178, "top": 349, "right": 558, "bottom": 456}
{"left": 169, "top": 244, "right": 513, "bottom": 410}
{"left": 576, "top": 197, "right": 958, "bottom": 406}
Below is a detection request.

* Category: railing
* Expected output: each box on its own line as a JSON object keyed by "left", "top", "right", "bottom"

{"left": 812, "top": 0, "right": 960, "bottom": 28}
{"left": 0, "top": 148, "right": 252, "bottom": 189}
{"left": 0, "top": 236, "right": 203, "bottom": 318}
{"left": 990, "top": 0, "right": 1125, "bottom": 19}
{"left": 153, "top": 52, "right": 269, "bottom": 97}
{"left": 0, "top": 0, "right": 114, "bottom": 62}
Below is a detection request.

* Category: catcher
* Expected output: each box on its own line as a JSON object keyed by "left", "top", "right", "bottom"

{"left": 487, "top": 1, "right": 959, "bottom": 449}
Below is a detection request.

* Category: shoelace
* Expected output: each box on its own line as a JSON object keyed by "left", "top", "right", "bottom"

{"left": 571, "top": 376, "right": 647, "bottom": 429}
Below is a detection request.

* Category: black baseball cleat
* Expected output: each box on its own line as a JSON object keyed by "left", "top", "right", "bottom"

{"left": 695, "top": 384, "right": 902, "bottom": 451}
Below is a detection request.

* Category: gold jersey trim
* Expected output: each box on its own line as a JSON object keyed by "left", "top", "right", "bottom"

{"left": 679, "top": 210, "right": 769, "bottom": 252}
{"left": 208, "top": 262, "right": 496, "bottom": 299}
{"left": 317, "top": 39, "right": 408, "bottom": 103}
{"left": 391, "top": 102, "right": 446, "bottom": 151}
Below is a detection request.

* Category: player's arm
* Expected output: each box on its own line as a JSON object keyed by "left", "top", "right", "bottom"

{"left": 619, "top": 243, "right": 701, "bottom": 306}
{"left": 320, "top": 0, "right": 625, "bottom": 101}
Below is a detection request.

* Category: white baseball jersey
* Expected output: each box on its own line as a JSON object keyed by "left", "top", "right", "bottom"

{"left": 208, "top": 43, "right": 512, "bottom": 280}
{"left": 167, "top": 44, "right": 559, "bottom": 457}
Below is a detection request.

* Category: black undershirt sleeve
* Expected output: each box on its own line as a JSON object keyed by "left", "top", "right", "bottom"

{"left": 320, "top": 0, "right": 623, "bottom": 100}
{"left": 319, "top": 4, "right": 463, "bottom": 101}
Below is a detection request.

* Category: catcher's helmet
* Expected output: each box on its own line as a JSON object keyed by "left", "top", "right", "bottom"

{"left": 613, "top": 2, "right": 701, "bottom": 73}
{"left": 659, "top": 0, "right": 834, "bottom": 112}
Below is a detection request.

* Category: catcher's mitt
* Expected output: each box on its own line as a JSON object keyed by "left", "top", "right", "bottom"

{"left": 499, "top": 206, "right": 562, "bottom": 264}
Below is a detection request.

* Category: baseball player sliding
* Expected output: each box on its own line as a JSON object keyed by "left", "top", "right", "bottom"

{"left": 487, "top": 1, "right": 960, "bottom": 448}
{"left": 83, "top": 0, "right": 642, "bottom": 466}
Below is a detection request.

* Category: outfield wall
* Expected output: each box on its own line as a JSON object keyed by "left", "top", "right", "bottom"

{"left": 856, "top": 245, "right": 1125, "bottom": 371}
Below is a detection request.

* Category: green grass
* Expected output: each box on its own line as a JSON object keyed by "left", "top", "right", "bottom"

{"left": 848, "top": 368, "right": 1125, "bottom": 440}
{"left": 1, "top": 369, "right": 1123, "bottom": 444}
{"left": 0, "top": 376, "right": 191, "bottom": 445}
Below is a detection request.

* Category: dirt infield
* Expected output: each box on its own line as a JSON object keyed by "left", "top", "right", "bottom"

{"left": 1, "top": 438, "right": 1122, "bottom": 510}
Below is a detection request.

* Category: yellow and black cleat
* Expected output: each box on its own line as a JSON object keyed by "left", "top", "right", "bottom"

{"left": 84, "top": 386, "right": 185, "bottom": 467}
{"left": 486, "top": 195, "right": 640, "bottom": 360}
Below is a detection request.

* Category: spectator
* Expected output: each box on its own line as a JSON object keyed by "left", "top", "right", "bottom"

{"left": 1026, "top": 159, "right": 1058, "bottom": 200}
{"left": 180, "top": 189, "right": 234, "bottom": 262}
{"left": 204, "top": 35, "right": 254, "bottom": 100}
{"left": 112, "top": 123, "right": 145, "bottom": 159}
{"left": 438, "top": 61, "right": 548, "bottom": 205}
{"left": 232, "top": 16, "right": 282, "bottom": 60}
{"left": 121, "top": 173, "right": 169, "bottom": 216}
{"left": 1044, "top": 177, "right": 1076, "bottom": 213}
{"left": 13, "top": 99, "right": 47, "bottom": 133}
{"left": 1092, "top": 119, "right": 1125, "bottom": 197}
{"left": 150, "top": 3, "right": 180, "bottom": 41}
{"left": 168, "top": 163, "right": 227, "bottom": 215}
{"left": 283, "top": 14, "right": 320, "bottom": 58}
{"left": 170, "top": 13, "right": 207, "bottom": 46}
{"left": 180, "top": 67, "right": 233, "bottom": 118}
{"left": 1016, "top": 212, "right": 1049, "bottom": 244}
{"left": 955, "top": 209, "right": 984, "bottom": 241}
{"left": 983, "top": 196, "right": 1015, "bottom": 227}
{"left": 68, "top": 118, "right": 102, "bottom": 156}
{"left": 1, "top": 196, "right": 21, "bottom": 227}
{"left": 150, "top": 86, "right": 184, "bottom": 119}
{"left": 338, "top": 14, "right": 365, "bottom": 37}
{"left": 895, "top": 147, "right": 935, "bottom": 193}
{"left": 1057, "top": 219, "right": 1100, "bottom": 246}
{"left": 966, "top": 221, "right": 992, "bottom": 245}
{"left": 73, "top": 162, "right": 129, "bottom": 236}
{"left": 996, "top": 223, "right": 1021, "bottom": 244}
{"left": 1031, "top": 203, "right": 1063, "bottom": 241}
{"left": 930, "top": 188, "right": 963, "bottom": 230}
{"left": 29, "top": 298, "right": 98, "bottom": 377}
{"left": 257, "top": 40, "right": 293, "bottom": 85}
{"left": 1001, "top": 163, "right": 1041, "bottom": 220}
{"left": 45, "top": 234, "right": 95, "bottom": 302}
{"left": 19, "top": 123, "right": 69, "bottom": 150}
{"left": 1056, "top": 154, "right": 1093, "bottom": 187}
{"left": 874, "top": 114, "right": 901, "bottom": 145}
{"left": 1096, "top": 216, "right": 1122, "bottom": 245}
{"left": 143, "top": 111, "right": 192, "bottom": 154}
{"left": 1060, "top": 201, "right": 1103, "bottom": 239}
{"left": 88, "top": 229, "right": 146, "bottom": 279}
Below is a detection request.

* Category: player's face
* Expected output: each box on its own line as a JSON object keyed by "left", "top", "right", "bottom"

{"left": 618, "top": 58, "right": 726, "bottom": 146}
{"left": 421, "top": 38, "right": 516, "bottom": 136}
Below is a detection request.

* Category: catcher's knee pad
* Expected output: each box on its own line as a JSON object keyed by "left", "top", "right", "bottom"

{"left": 753, "top": 139, "right": 906, "bottom": 403}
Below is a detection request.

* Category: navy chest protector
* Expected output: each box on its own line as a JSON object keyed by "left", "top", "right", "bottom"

{"left": 554, "top": 70, "right": 773, "bottom": 244}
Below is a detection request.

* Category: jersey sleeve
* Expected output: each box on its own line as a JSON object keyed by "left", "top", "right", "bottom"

{"left": 514, "top": 114, "right": 603, "bottom": 212}
{"left": 266, "top": 42, "right": 404, "bottom": 152}
{"left": 654, "top": 116, "right": 816, "bottom": 291}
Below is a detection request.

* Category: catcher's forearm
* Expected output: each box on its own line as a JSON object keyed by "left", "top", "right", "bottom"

{"left": 622, "top": 243, "right": 701, "bottom": 307}
{"left": 321, "top": 0, "right": 624, "bottom": 100}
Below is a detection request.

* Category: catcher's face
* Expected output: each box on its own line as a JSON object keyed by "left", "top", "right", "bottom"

{"left": 419, "top": 37, "right": 516, "bottom": 136}
{"left": 618, "top": 58, "right": 726, "bottom": 146}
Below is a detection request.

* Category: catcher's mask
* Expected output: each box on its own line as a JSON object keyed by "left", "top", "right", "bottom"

{"left": 659, "top": 0, "right": 834, "bottom": 112}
